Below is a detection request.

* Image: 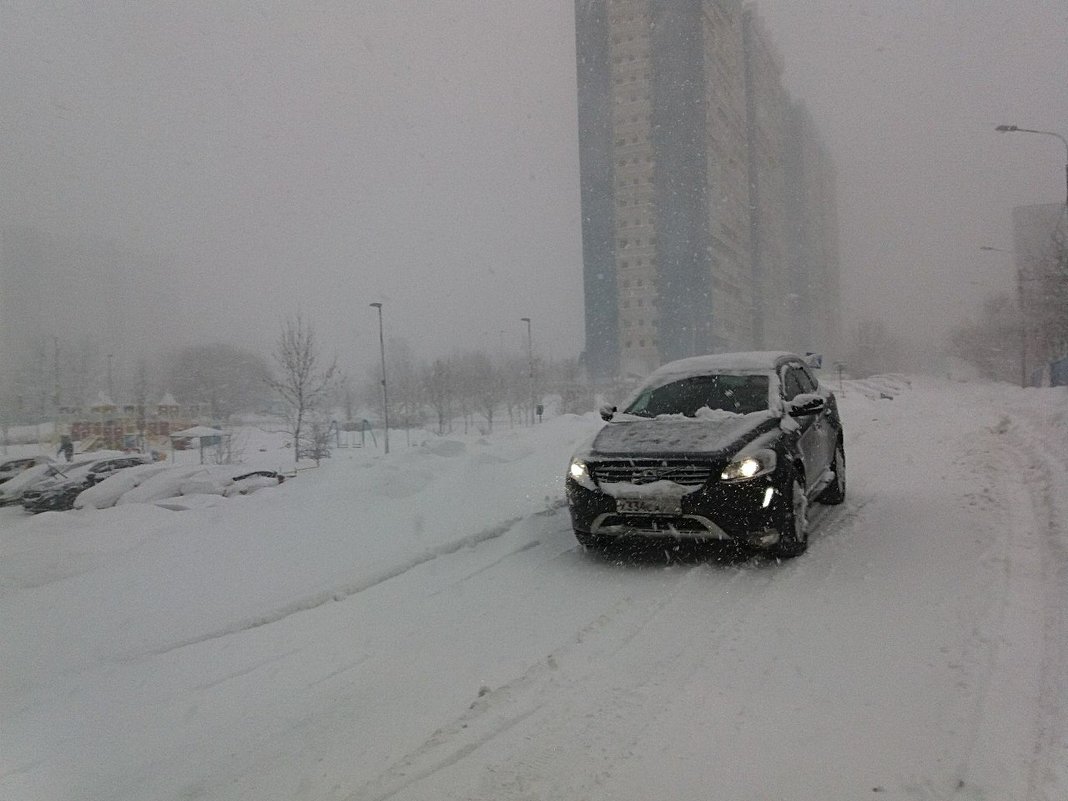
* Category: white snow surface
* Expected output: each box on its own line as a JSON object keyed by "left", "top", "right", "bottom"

{"left": 2, "top": 377, "right": 1067, "bottom": 801}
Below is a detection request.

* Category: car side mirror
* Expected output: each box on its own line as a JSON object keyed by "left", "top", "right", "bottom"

{"left": 787, "top": 395, "right": 826, "bottom": 417}
{"left": 599, "top": 404, "right": 617, "bottom": 422}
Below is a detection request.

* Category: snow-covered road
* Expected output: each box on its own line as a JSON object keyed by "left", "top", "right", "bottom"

{"left": 2, "top": 378, "right": 1066, "bottom": 800}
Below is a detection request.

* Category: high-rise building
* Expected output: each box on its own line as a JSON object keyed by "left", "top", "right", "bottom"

{"left": 783, "top": 100, "right": 841, "bottom": 356}
{"left": 742, "top": 6, "right": 789, "bottom": 349}
{"left": 575, "top": 0, "right": 840, "bottom": 379}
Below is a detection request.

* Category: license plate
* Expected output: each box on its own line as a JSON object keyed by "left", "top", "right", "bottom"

{"left": 616, "top": 496, "right": 681, "bottom": 515}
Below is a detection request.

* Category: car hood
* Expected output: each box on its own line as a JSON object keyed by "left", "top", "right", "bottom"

{"left": 585, "top": 411, "right": 778, "bottom": 458}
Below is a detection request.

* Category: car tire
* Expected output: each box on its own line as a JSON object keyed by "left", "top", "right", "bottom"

{"left": 575, "top": 530, "right": 605, "bottom": 552}
{"left": 772, "top": 475, "right": 808, "bottom": 559}
{"left": 817, "top": 441, "right": 846, "bottom": 505}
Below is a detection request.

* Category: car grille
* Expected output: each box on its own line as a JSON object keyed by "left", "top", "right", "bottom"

{"left": 591, "top": 461, "right": 714, "bottom": 487}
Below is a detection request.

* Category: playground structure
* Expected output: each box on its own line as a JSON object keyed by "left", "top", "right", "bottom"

{"left": 334, "top": 419, "right": 376, "bottom": 449}
{"left": 57, "top": 392, "right": 203, "bottom": 453}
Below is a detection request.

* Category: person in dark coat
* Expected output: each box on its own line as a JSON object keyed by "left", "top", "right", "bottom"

{"left": 57, "top": 435, "right": 74, "bottom": 462}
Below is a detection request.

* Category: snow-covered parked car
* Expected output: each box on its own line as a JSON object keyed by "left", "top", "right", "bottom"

{"left": 21, "top": 453, "right": 154, "bottom": 513}
{"left": 73, "top": 461, "right": 179, "bottom": 510}
{"left": 0, "top": 455, "right": 53, "bottom": 485}
{"left": 566, "top": 351, "right": 846, "bottom": 558}
{"left": 76, "top": 463, "right": 286, "bottom": 510}
{"left": 0, "top": 458, "right": 97, "bottom": 506}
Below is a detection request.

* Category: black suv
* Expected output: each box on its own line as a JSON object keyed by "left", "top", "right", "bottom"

{"left": 566, "top": 352, "right": 845, "bottom": 558}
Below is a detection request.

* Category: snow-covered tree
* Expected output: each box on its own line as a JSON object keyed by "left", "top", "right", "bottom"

{"left": 266, "top": 315, "right": 338, "bottom": 464}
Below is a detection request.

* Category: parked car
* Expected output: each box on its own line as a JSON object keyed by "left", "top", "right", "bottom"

{"left": 566, "top": 351, "right": 845, "bottom": 559}
{"left": 0, "top": 459, "right": 95, "bottom": 506}
{"left": 0, "top": 455, "right": 53, "bottom": 485}
{"left": 21, "top": 454, "right": 153, "bottom": 513}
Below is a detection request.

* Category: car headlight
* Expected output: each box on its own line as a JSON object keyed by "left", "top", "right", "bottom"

{"left": 568, "top": 458, "right": 597, "bottom": 490}
{"left": 720, "top": 448, "right": 777, "bottom": 482}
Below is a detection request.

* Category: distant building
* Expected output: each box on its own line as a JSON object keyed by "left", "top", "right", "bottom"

{"left": 1012, "top": 202, "right": 1068, "bottom": 381}
{"left": 574, "top": 0, "right": 840, "bottom": 379}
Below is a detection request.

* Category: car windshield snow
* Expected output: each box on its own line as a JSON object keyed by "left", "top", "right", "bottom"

{"left": 623, "top": 373, "right": 770, "bottom": 418}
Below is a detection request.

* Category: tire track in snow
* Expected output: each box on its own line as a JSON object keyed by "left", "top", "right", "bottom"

{"left": 942, "top": 409, "right": 1068, "bottom": 800}
{"left": 350, "top": 510, "right": 854, "bottom": 801}
{"left": 347, "top": 558, "right": 756, "bottom": 801}
{"left": 1003, "top": 410, "right": 1068, "bottom": 800}
{"left": 126, "top": 513, "right": 537, "bottom": 662}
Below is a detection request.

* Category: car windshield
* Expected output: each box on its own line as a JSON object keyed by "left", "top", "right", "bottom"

{"left": 623, "top": 374, "right": 770, "bottom": 417}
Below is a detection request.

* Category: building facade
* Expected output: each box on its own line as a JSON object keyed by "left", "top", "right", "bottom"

{"left": 783, "top": 100, "right": 841, "bottom": 356}
{"left": 1012, "top": 202, "right": 1068, "bottom": 382}
{"left": 742, "top": 7, "right": 789, "bottom": 349}
{"left": 575, "top": 0, "right": 840, "bottom": 379}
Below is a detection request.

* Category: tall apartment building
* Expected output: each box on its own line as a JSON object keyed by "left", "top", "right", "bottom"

{"left": 575, "top": 0, "right": 840, "bottom": 379}
{"left": 783, "top": 100, "right": 841, "bottom": 355}
{"left": 742, "top": 6, "right": 789, "bottom": 349}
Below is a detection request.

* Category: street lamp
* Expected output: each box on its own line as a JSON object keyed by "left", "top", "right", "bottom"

{"left": 995, "top": 124, "right": 1068, "bottom": 208}
{"left": 369, "top": 302, "right": 389, "bottom": 454}
{"left": 520, "top": 317, "right": 534, "bottom": 425}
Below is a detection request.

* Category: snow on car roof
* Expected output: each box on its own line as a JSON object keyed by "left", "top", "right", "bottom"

{"left": 646, "top": 351, "right": 799, "bottom": 380}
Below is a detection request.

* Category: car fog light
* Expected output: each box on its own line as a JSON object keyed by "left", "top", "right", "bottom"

{"left": 762, "top": 486, "right": 775, "bottom": 508}
{"left": 750, "top": 529, "right": 781, "bottom": 548}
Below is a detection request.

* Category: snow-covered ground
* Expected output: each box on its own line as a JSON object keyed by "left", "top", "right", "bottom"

{"left": 2, "top": 377, "right": 1066, "bottom": 800}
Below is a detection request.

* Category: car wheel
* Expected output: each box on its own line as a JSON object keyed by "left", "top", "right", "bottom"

{"left": 817, "top": 441, "right": 846, "bottom": 505}
{"left": 772, "top": 475, "right": 808, "bottom": 558}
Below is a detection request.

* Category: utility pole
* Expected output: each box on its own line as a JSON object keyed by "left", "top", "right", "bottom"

{"left": 370, "top": 302, "right": 389, "bottom": 454}
{"left": 520, "top": 317, "right": 534, "bottom": 425}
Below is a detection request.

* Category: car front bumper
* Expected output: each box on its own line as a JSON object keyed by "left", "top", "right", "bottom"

{"left": 566, "top": 474, "right": 788, "bottom": 547}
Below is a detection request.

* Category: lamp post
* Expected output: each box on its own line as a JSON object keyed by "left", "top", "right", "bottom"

{"left": 369, "top": 302, "right": 389, "bottom": 454}
{"left": 520, "top": 317, "right": 534, "bottom": 425}
{"left": 995, "top": 124, "right": 1068, "bottom": 209}
{"left": 106, "top": 353, "right": 114, "bottom": 402}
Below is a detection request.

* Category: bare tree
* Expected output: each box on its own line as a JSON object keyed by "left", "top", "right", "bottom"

{"left": 387, "top": 338, "right": 424, "bottom": 446}
{"left": 168, "top": 343, "right": 271, "bottom": 422}
{"left": 947, "top": 294, "right": 1020, "bottom": 381}
{"left": 458, "top": 350, "right": 502, "bottom": 433}
{"left": 266, "top": 315, "right": 338, "bottom": 464}
{"left": 422, "top": 357, "right": 455, "bottom": 435}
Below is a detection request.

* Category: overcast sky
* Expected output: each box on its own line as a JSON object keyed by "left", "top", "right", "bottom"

{"left": 2, "top": 0, "right": 1066, "bottom": 378}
